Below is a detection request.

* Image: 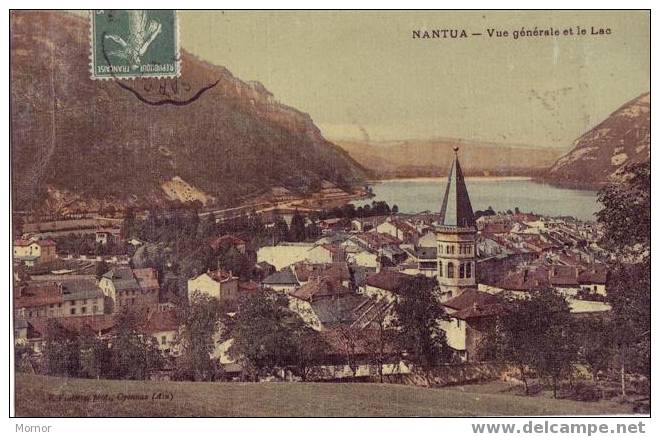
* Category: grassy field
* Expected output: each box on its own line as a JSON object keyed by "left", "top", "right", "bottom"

{"left": 15, "top": 374, "right": 635, "bottom": 417}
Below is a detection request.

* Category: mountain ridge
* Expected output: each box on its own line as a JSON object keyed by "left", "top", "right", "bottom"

{"left": 544, "top": 92, "right": 650, "bottom": 188}
{"left": 11, "top": 11, "right": 366, "bottom": 214}
{"left": 335, "top": 138, "right": 562, "bottom": 179}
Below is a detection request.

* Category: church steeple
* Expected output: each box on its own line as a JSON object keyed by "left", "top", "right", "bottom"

{"left": 436, "top": 146, "right": 477, "bottom": 300}
{"left": 439, "top": 147, "right": 475, "bottom": 228}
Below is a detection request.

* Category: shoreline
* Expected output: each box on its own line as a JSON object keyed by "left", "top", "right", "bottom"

{"left": 366, "top": 176, "right": 534, "bottom": 183}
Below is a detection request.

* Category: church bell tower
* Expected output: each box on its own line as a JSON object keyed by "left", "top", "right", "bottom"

{"left": 436, "top": 147, "right": 477, "bottom": 299}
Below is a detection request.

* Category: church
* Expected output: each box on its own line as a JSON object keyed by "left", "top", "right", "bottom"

{"left": 436, "top": 147, "right": 477, "bottom": 300}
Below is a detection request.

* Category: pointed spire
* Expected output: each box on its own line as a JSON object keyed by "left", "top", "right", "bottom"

{"left": 439, "top": 147, "right": 476, "bottom": 228}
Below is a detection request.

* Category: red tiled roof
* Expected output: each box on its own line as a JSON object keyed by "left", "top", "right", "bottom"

{"left": 293, "top": 262, "right": 350, "bottom": 283}
{"left": 388, "top": 219, "right": 419, "bottom": 236}
{"left": 14, "top": 282, "right": 63, "bottom": 308}
{"left": 354, "top": 232, "right": 401, "bottom": 249}
{"left": 453, "top": 303, "right": 504, "bottom": 320}
{"left": 144, "top": 309, "right": 180, "bottom": 333}
{"left": 481, "top": 223, "right": 512, "bottom": 235}
{"left": 577, "top": 264, "right": 608, "bottom": 285}
{"left": 548, "top": 265, "right": 579, "bottom": 286}
{"left": 443, "top": 289, "right": 500, "bottom": 311}
{"left": 443, "top": 290, "right": 504, "bottom": 320}
{"left": 14, "top": 239, "right": 34, "bottom": 247}
{"left": 290, "top": 277, "right": 352, "bottom": 302}
{"left": 496, "top": 266, "right": 550, "bottom": 292}
{"left": 133, "top": 268, "right": 160, "bottom": 290}
{"left": 28, "top": 314, "right": 117, "bottom": 338}
{"left": 365, "top": 270, "right": 414, "bottom": 292}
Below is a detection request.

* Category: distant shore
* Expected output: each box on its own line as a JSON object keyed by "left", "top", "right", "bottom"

{"left": 366, "top": 176, "right": 534, "bottom": 183}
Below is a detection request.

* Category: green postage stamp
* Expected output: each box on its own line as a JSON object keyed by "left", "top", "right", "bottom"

{"left": 90, "top": 10, "right": 179, "bottom": 80}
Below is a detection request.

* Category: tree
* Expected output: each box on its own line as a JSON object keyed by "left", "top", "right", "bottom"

{"left": 597, "top": 161, "right": 650, "bottom": 257}
{"left": 392, "top": 276, "right": 451, "bottom": 376}
{"left": 43, "top": 320, "right": 81, "bottom": 377}
{"left": 491, "top": 290, "right": 577, "bottom": 397}
{"left": 286, "top": 319, "right": 327, "bottom": 381}
{"left": 79, "top": 327, "right": 112, "bottom": 379}
{"left": 289, "top": 210, "right": 306, "bottom": 242}
{"left": 175, "top": 292, "right": 223, "bottom": 381}
{"left": 272, "top": 216, "right": 289, "bottom": 244}
{"left": 111, "top": 308, "right": 163, "bottom": 380}
{"left": 606, "top": 259, "right": 650, "bottom": 397}
{"left": 228, "top": 292, "right": 309, "bottom": 380}
{"left": 596, "top": 161, "right": 650, "bottom": 397}
{"left": 121, "top": 208, "right": 136, "bottom": 239}
{"left": 95, "top": 260, "right": 109, "bottom": 279}
{"left": 363, "top": 306, "right": 396, "bottom": 383}
{"left": 198, "top": 213, "right": 217, "bottom": 239}
{"left": 576, "top": 316, "right": 614, "bottom": 385}
{"left": 332, "top": 326, "right": 362, "bottom": 378}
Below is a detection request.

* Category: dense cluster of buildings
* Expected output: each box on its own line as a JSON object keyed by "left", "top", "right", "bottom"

{"left": 12, "top": 149, "right": 612, "bottom": 377}
{"left": 256, "top": 149, "right": 611, "bottom": 362}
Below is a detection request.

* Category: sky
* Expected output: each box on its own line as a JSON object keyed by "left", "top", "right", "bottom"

{"left": 179, "top": 10, "right": 649, "bottom": 149}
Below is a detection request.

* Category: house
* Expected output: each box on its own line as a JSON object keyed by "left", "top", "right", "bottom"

{"left": 187, "top": 269, "right": 239, "bottom": 302}
{"left": 440, "top": 289, "right": 503, "bottom": 361}
{"left": 292, "top": 261, "right": 351, "bottom": 288}
{"left": 316, "top": 327, "right": 407, "bottom": 379}
{"left": 13, "top": 238, "right": 57, "bottom": 266}
{"left": 95, "top": 229, "right": 121, "bottom": 245}
{"left": 261, "top": 267, "right": 300, "bottom": 293}
{"left": 209, "top": 234, "right": 247, "bottom": 254}
{"left": 307, "top": 244, "right": 346, "bottom": 264}
{"left": 341, "top": 238, "right": 379, "bottom": 268}
{"left": 348, "top": 249, "right": 379, "bottom": 268}
{"left": 257, "top": 242, "right": 315, "bottom": 270}
{"left": 577, "top": 263, "right": 608, "bottom": 295}
{"left": 402, "top": 246, "right": 438, "bottom": 277}
{"left": 362, "top": 270, "right": 415, "bottom": 302}
{"left": 254, "top": 261, "right": 276, "bottom": 280}
{"left": 318, "top": 218, "right": 348, "bottom": 234}
{"left": 375, "top": 218, "right": 420, "bottom": 245}
{"left": 417, "top": 230, "right": 437, "bottom": 248}
{"left": 143, "top": 308, "right": 181, "bottom": 356}
{"left": 351, "top": 232, "right": 401, "bottom": 253}
{"left": 14, "top": 282, "right": 64, "bottom": 319}
{"left": 350, "top": 216, "right": 388, "bottom": 232}
{"left": 14, "top": 278, "right": 108, "bottom": 319}
{"left": 60, "top": 278, "right": 108, "bottom": 317}
{"left": 22, "top": 314, "right": 117, "bottom": 354}
{"left": 99, "top": 267, "right": 160, "bottom": 311}
{"left": 288, "top": 277, "right": 384, "bottom": 330}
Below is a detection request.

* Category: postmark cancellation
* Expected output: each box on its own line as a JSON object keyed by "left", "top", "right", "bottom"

{"left": 90, "top": 10, "right": 180, "bottom": 80}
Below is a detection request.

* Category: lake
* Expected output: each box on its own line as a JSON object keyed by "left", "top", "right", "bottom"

{"left": 352, "top": 177, "right": 601, "bottom": 222}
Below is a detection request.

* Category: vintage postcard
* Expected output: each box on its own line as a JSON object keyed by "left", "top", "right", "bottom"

{"left": 10, "top": 10, "right": 650, "bottom": 420}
